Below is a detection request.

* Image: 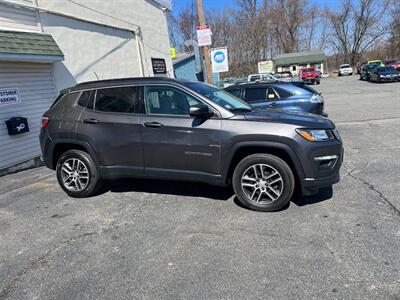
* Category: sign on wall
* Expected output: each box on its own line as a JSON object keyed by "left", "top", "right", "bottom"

{"left": 258, "top": 60, "right": 274, "bottom": 73}
{"left": 0, "top": 88, "right": 21, "bottom": 106}
{"left": 210, "top": 47, "right": 229, "bottom": 73}
{"left": 151, "top": 58, "right": 167, "bottom": 74}
{"left": 196, "top": 25, "right": 212, "bottom": 47}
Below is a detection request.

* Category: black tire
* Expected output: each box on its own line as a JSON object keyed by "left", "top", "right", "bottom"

{"left": 56, "top": 149, "right": 102, "bottom": 198}
{"left": 316, "top": 79, "right": 320, "bottom": 85}
{"left": 232, "top": 154, "right": 295, "bottom": 212}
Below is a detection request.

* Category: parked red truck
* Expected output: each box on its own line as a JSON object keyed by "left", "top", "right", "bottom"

{"left": 300, "top": 67, "right": 320, "bottom": 85}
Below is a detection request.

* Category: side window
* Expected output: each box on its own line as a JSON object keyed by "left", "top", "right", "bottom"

{"left": 227, "top": 88, "right": 242, "bottom": 99}
{"left": 77, "top": 90, "right": 95, "bottom": 109}
{"left": 95, "top": 86, "right": 139, "bottom": 113}
{"left": 144, "top": 86, "right": 202, "bottom": 116}
{"left": 273, "top": 87, "right": 292, "bottom": 99}
{"left": 244, "top": 88, "right": 268, "bottom": 104}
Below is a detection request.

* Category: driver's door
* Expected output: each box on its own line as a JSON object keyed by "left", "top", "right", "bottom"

{"left": 139, "top": 85, "right": 221, "bottom": 178}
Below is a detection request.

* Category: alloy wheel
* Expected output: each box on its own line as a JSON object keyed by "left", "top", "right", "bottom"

{"left": 61, "top": 158, "right": 90, "bottom": 192}
{"left": 241, "top": 163, "right": 284, "bottom": 204}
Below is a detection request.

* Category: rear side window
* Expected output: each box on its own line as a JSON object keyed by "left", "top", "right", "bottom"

{"left": 245, "top": 88, "right": 268, "bottom": 104}
{"left": 273, "top": 87, "right": 293, "bottom": 98}
{"left": 78, "top": 90, "right": 95, "bottom": 109}
{"left": 226, "top": 88, "right": 242, "bottom": 98}
{"left": 95, "top": 86, "right": 139, "bottom": 113}
{"left": 50, "top": 93, "right": 66, "bottom": 108}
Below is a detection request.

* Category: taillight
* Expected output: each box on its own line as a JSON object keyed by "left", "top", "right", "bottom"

{"left": 41, "top": 117, "right": 49, "bottom": 128}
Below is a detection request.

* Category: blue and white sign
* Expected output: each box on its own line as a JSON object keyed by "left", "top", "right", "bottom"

{"left": 210, "top": 47, "right": 229, "bottom": 73}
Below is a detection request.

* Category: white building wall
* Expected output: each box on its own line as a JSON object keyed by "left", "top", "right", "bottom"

{"left": 39, "top": 12, "right": 143, "bottom": 92}
{"left": 0, "top": 3, "right": 39, "bottom": 32}
{"left": 37, "top": 0, "right": 173, "bottom": 81}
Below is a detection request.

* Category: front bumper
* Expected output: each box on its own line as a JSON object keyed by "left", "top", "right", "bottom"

{"left": 379, "top": 75, "right": 399, "bottom": 82}
{"left": 295, "top": 138, "right": 344, "bottom": 195}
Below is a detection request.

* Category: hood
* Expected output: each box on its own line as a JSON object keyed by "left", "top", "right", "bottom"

{"left": 379, "top": 69, "right": 399, "bottom": 75}
{"left": 242, "top": 108, "right": 334, "bottom": 129}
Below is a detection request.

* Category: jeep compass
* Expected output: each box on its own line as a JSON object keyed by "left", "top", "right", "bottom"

{"left": 40, "top": 77, "right": 343, "bottom": 212}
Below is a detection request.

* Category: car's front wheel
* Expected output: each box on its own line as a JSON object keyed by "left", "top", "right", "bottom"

{"left": 56, "top": 149, "right": 102, "bottom": 197}
{"left": 232, "top": 154, "right": 295, "bottom": 212}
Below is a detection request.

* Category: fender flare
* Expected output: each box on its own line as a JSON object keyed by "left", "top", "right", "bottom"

{"left": 48, "top": 138, "right": 99, "bottom": 169}
{"left": 221, "top": 141, "right": 305, "bottom": 183}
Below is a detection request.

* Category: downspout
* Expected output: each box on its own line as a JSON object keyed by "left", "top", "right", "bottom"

{"left": 135, "top": 27, "right": 146, "bottom": 77}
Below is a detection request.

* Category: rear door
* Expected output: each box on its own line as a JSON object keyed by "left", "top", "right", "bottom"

{"left": 77, "top": 86, "right": 144, "bottom": 173}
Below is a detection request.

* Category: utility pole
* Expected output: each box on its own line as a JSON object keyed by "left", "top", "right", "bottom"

{"left": 196, "top": 0, "right": 213, "bottom": 84}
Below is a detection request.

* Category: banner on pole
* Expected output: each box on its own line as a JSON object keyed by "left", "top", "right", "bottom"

{"left": 196, "top": 25, "right": 212, "bottom": 47}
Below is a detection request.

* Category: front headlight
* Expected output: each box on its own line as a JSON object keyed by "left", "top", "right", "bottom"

{"left": 332, "top": 128, "right": 342, "bottom": 141}
{"left": 310, "top": 94, "right": 323, "bottom": 103}
{"left": 296, "top": 129, "right": 335, "bottom": 142}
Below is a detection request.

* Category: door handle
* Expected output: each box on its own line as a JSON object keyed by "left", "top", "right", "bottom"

{"left": 144, "top": 122, "right": 163, "bottom": 128}
{"left": 83, "top": 118, "right": 99, "bottom": 124}
{"left": 270, "top": 102, "right": 279, "bottom": 106}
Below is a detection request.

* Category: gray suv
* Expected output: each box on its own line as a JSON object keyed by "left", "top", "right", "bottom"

{"left": 40, "top": 77, "right": 343, "bottom": 212}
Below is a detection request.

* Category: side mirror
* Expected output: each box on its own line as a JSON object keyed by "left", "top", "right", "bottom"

{"left": 189, "top": 104, "right": 213, "bottom": 118}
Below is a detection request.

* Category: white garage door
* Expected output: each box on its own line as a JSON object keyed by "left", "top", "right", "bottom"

{"left": 0, "top": 61, "right": 57, "bottom": 170}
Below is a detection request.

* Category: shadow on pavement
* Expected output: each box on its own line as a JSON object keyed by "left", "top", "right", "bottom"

{"left": 99, "top": 179, "right": 332, "bottom": 208}
{"left": 291, "top": 186, "right": 333, "bottom": 206}
{"left": 234, "top": 186, "right": 333, "bottom": 211}
{"left": 103, "top": 178, "right": 234, "bottom": 201}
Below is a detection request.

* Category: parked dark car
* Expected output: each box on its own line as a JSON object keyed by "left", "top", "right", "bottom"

{"left": 384, "top": 59, "right": 400, "bottom": 70}
{"left": 276, "top": 71, "right": 293, "bottom": 78}
{"left": 360, "top": 64, "right": 378, "bottom": 81}
{"left": 40, "top": 77, "right": 343, "bottom": 212}
{"left": 356, "top": 61, "right": 367, "bottom": 74}
{"left": 224, "top": 81, "right": 326, "bottom": 116}
{"left": 369, "top": 66, "right": 400, "bottom": 83}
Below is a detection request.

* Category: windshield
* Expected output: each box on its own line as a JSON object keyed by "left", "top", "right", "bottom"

{"left": 369, "top": 61, "right": 381, "bottom": 66}
{"left": 366, "top": 64, "right": 378, "bottom": 70}
{"left": 249, "top": 75, "right": 260, "bottom": 82}
{"left": 182, "top": 81, "right": 252, "bottom": 112}
{"left": 303, "top": 68, "right": 314, "bottom": 72}
{"left": 340, "top": 64, "right": 350, "bottom": 68}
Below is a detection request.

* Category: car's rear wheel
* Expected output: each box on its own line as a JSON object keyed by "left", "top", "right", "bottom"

{"left": 232, "top": 154, "right": 295, "bottom": 212}
{"left": 56, "top": 150, "right": 102, "bottom": 197}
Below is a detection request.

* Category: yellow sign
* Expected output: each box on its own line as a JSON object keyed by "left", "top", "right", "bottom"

{"left": 258, "top": 60, "right": 274, "bottom": 73}
{"left": 170, "top": 48, "right": 176, "bottom": 59}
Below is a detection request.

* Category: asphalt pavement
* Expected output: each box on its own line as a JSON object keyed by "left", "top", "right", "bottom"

{"left": 0, "top": 75, "right": 399, "bottom": 300}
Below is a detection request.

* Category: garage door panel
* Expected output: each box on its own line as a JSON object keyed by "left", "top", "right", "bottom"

{"left": 0, "top": 62, "right": 57, "bottom": 170}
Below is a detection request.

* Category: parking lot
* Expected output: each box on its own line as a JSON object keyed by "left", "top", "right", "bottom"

{"left": 0, "top": 75, "right": 399, "bottom": 299}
